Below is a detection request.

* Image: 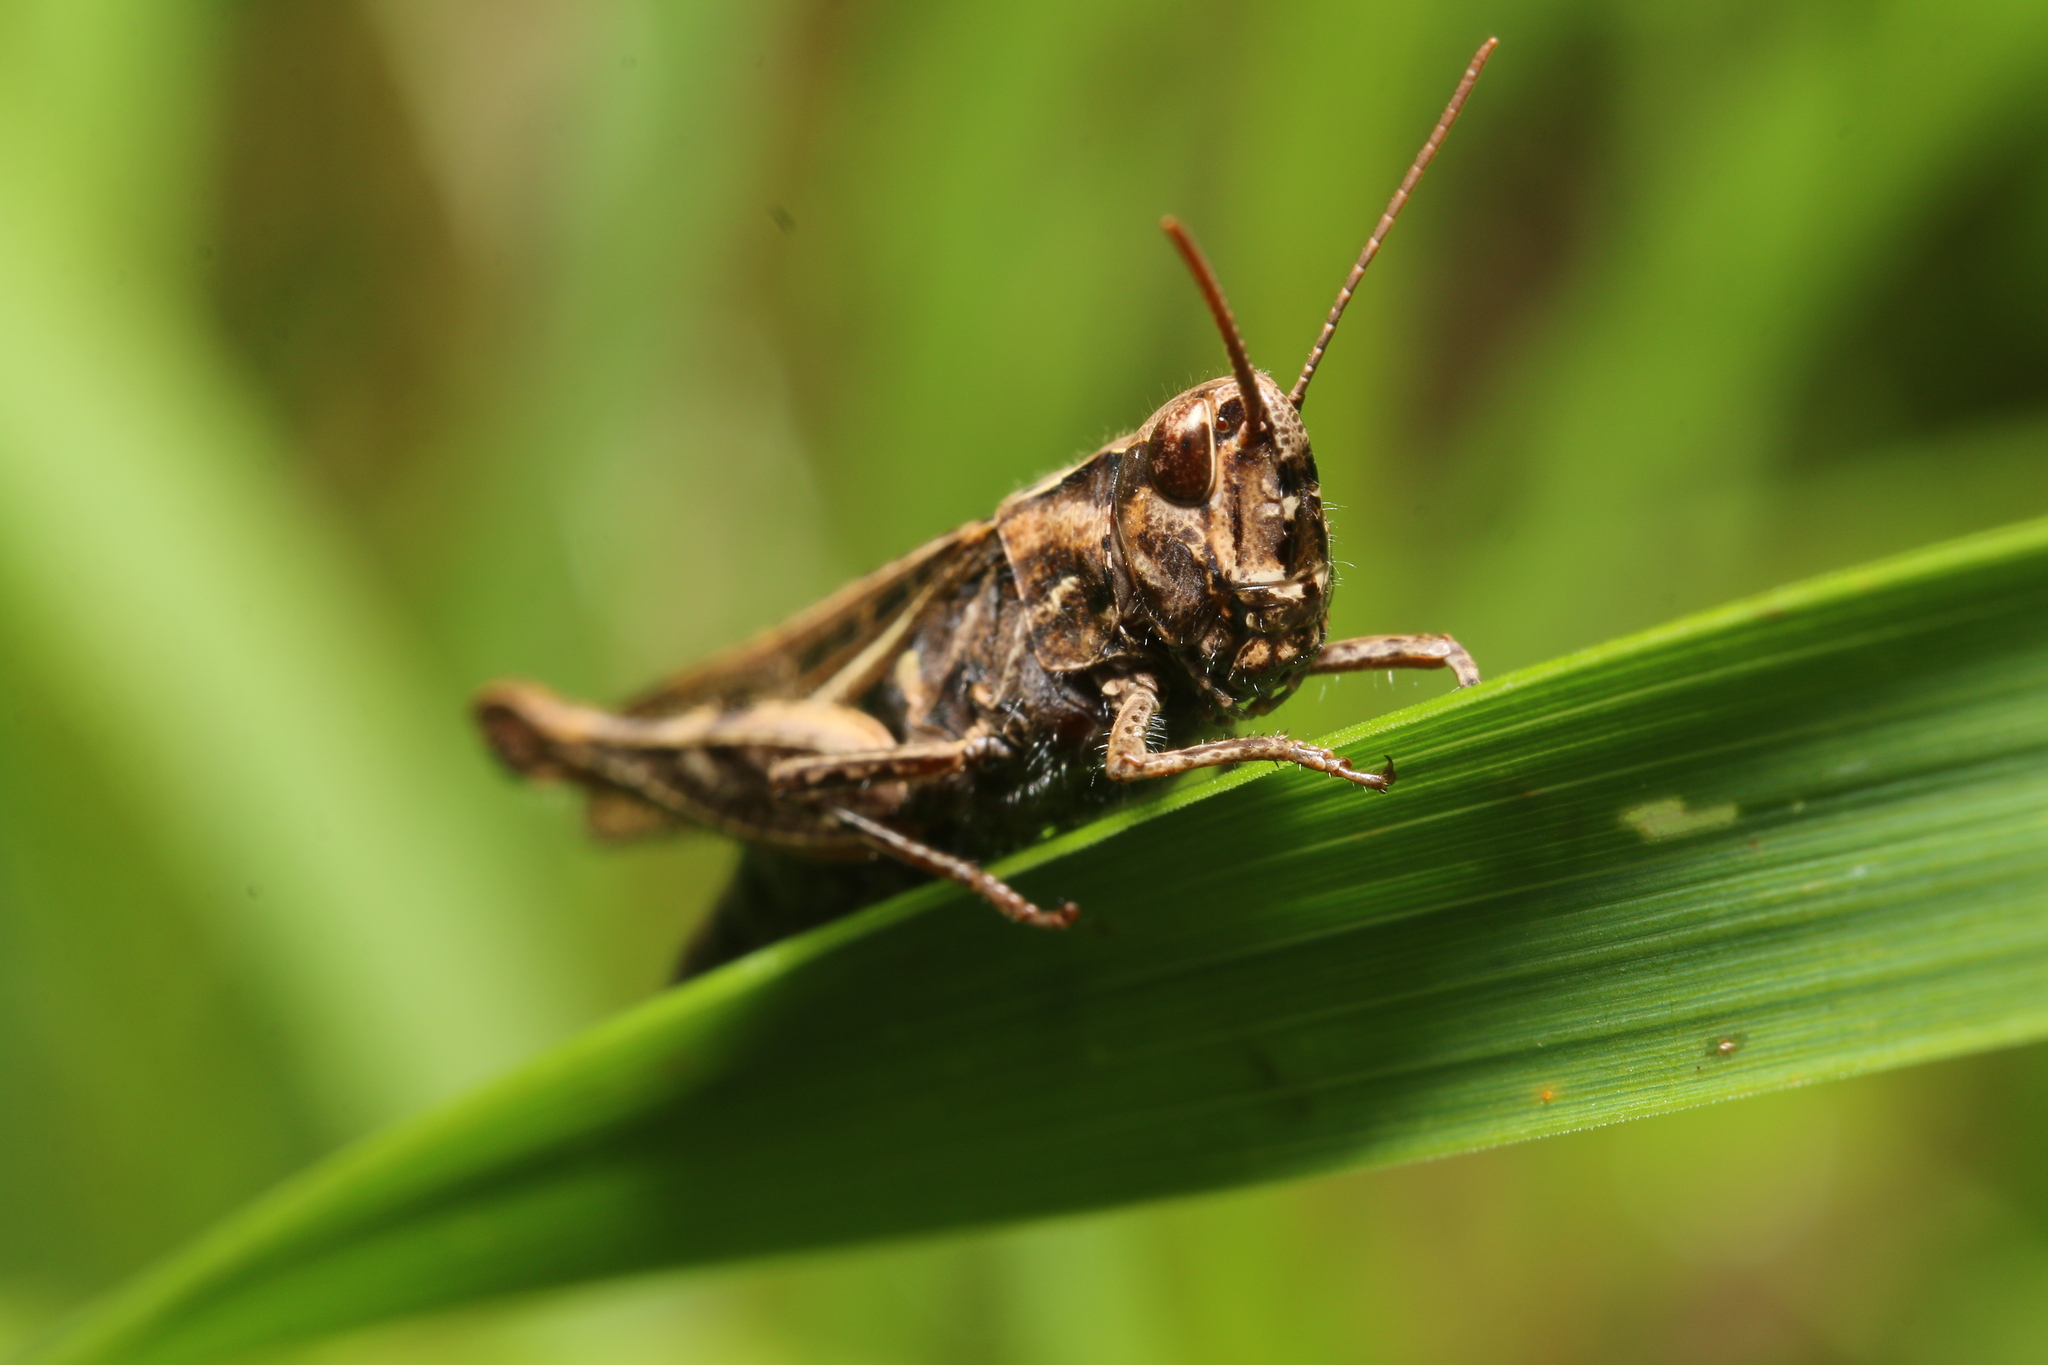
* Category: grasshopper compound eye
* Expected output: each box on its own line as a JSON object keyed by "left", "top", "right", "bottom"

{"left": 1145, "top": 395, "right": 1216, "bottom": 503}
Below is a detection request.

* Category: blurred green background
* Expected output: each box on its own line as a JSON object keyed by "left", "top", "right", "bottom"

{"left": 3, "top": 0, "right": 2048, "bottom": 1361}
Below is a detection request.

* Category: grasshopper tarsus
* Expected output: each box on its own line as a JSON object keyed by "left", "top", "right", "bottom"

{"left": 1330, "top": 754, "right": 1393, "bottom": 792}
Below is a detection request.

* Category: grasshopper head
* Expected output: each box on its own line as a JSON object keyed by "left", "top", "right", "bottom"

{"left": 1123, "top": 44, "right": 1493, "bottom": 713}
{"left": 1115, "top": 370, "right": 1329, "bottom": 718}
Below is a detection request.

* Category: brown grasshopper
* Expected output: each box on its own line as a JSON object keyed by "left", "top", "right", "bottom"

{"left": 477, "top": 39, "right": 1495, "bottom": 977}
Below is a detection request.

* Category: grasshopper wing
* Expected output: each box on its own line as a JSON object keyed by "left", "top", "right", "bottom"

{"left": 490, "top": 519, "right": 1001, "bottom": 843}
{"left": 623, "top": 518, "right": 999, "bottom": 716}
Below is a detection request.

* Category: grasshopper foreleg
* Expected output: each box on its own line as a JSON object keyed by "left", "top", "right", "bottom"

{"left": 827, "top": 806, "right": 1077, "bottom": 929}
{"left": 1310, "top": 633, "right": 1480, "bottom": 688}
{"left": 1103, "top": 676, "right": 1393, "bottom": 790}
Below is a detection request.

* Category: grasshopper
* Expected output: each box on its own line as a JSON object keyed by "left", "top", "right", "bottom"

{"left": 477, "top": 39, "right": 1494, "bottom": 977}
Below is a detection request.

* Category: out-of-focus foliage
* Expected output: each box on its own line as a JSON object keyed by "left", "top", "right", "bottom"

{"left": 1, "top": 0, "right": 2045, "bottom": 1362}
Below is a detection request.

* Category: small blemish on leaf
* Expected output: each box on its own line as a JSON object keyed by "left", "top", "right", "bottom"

{"left": 1621, "top": 797, "right": 1738, "bottom": 841}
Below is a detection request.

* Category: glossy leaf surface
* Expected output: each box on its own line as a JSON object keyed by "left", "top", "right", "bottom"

{"left": 25, "top": 518, "right": 2048, "bottom": 1365}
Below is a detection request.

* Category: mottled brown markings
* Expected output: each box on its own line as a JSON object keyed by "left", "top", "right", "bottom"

{"left": 996, "top": 456, "right": 1122, "bottom": 671}
{"left": 474, "top": 42, "right": 1497, "bottom": 975}
{"left": 810, "top": 541, "right": 995, "bottom": 706}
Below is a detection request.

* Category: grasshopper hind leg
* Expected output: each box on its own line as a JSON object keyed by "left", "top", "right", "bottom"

{"left": 672, "top": 814, "right": 1075, "bottom": 982}
{"left": 828, "top": 807, "right": 1078, "bottom": 931}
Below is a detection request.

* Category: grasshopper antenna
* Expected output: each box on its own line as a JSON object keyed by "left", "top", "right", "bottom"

{"left": 1162, "top": 216, "right": 1269, "bottom": 444}
{"left": 1289, "top": 36, "right": 1497, "bottom": 411}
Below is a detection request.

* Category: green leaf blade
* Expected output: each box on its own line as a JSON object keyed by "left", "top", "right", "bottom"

{"left": 23, "top": 519, "right": 2048, "bottom": 1365}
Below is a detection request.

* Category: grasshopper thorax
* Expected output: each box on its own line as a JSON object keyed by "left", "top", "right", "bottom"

{"left": 1114, "top": 371, "right": 1329, "bottom": 718}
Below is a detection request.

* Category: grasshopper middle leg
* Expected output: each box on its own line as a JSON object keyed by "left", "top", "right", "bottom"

{"left": 772, "top": 738, "right": 1080, "bottom": 931}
